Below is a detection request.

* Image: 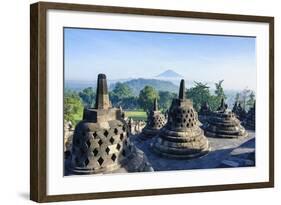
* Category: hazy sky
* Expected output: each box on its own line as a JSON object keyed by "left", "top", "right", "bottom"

{"left": 64, "top": 28, "right": 256, "bottom": 91}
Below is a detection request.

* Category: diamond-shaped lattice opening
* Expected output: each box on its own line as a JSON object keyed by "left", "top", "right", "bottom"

{"left": 187, "top": 109, "right": 190, "bottom": 113}
{"left": 114, "top": 128, "right": 118, "bottom": 135}
{"left": 111, "top": 154, "right": 117, "bottom": 162}
{"left": 97, "top": 157, "right": 104, "bottom": 166}
{"left": 122, "top": 150, "right": 126, "bottom": 156}
{"left": 109, "top": 137, "right": 114, "bottom": 144}
{"left": 86, "top": 139, "right": 91, "bottom": 148}
{"left": 122, "top": 125, "right": 126, "bottom": 132}
{"left": 105, "top": 147, "right": 110, "bottom": 154}
{"left": 98, "top": 139, "right": 103, "bottom": 146}
{"left": 84, "top": 158, "right": 89, "bottom": 166}
{"left": 104, "top": 130, "right": 109, "bottom": 137}
{"left": 116, "top": 143, "right": 121, "bottom": 151}
{"left": 186, "top": 123, "right": 189, "bottom": 127}
{"left": 93, "top": 132, "right": 97, "bottom": 138}
{"left": 93, "top": 148, "right": 98, "bottom": 156}
{"left": 120, "top": 133, "right": 124, "bottom": 141}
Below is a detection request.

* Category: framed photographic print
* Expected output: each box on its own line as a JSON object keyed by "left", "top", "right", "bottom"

{"left": 30, "top": 1, "right": 274, "bottom": 202}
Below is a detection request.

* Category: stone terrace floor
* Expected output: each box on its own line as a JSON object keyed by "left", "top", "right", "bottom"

{"left": 131, "top": 130, "right": 255, "bottom": 171}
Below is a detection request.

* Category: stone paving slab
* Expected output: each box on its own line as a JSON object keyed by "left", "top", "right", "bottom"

{"left": 67, "top": 130, "right": 256, "bottom": 175}
{"left": 131, "top": 130, "right": 255, "bottom": 171}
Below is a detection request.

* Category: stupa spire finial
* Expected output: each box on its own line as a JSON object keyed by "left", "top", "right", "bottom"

{"left": 153, "top": 98, "right": 158, "bottom": 111}
{"left": 179, "top": 79, "right": 186, "bottom": 100}
{"left": 220, "top": 97, "right": 225, "bottom": 106}
{"left": 95, "top": 73, "right": 110, "bottom": 109}
{"left": 217, "top": 97, "right": 227, "bottom": 112}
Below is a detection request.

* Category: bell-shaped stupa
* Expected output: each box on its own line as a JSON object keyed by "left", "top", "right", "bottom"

{"left": 205, "top": 98, "right": 248, "bottom": 138}
{"left": 243, "top": 103, "right": 255, "bottom": 130}
{"left": 198, "top": 101, "right": 212, "bottom": 127}
{"left": 140, "top": 98, "right": 166, "bottom": 140}
{"left": 152, "top": 79, "right": 210, "bottom": 159}
{"left": 67, "top": 74, "right": 152, "bottom": 175}
{"left": 232, "top": 101, "right": 247, "bottom": 121}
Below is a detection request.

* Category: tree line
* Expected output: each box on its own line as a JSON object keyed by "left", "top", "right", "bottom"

{"left": 64, "top": 80, "right": 255, "bottom": 125}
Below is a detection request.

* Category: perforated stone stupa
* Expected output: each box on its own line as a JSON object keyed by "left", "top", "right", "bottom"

{"left": 232, "top": 101, "right": 247, "bottom": 121}
{"left": 140, "top": 98, "right": 166, "bottom": 140}
{"left": 205, "top": 98, "right": 248, "bottom": 138}
{"left": 66, "top": 74, "right": 152, "bottom": 175}
{"left": 243, "top": 103, "right": 255, "bottom": 130}
{"left": 198, "top": 102, "right": 212, "bottom": 127}
{"left": 152, "top": 79, "right": 210, "bottom": 159}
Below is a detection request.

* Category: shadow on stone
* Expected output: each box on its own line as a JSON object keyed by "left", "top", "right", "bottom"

{"left": 132, "top": 132, "right": 255, "bottom": 172}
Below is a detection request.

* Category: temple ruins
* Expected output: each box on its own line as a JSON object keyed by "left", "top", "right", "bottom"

{"left": 139, "top": 98, "right": 166, "bottom": 140}
{"left": 151, "top": 79, "right": 210, "bottom": 159}
{"left": 205, "top": 98, "right": 248, "bottom": 138}
{"left": 66, "top": 74, "right": 152, "bottom": 175}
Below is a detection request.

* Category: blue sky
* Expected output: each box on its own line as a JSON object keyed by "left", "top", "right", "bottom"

{"left": 64, "top": 28, "right": 256, "bottom": 90}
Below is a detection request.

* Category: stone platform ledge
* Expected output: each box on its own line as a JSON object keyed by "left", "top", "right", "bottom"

{"left": 64, "top": 131, "right": 255, "bottom": 174}
{"left": 131, "top": 130, "right": 255, "bottom": 171}
{"left": 205, "top": 130, "right": 248, "bottom": 139}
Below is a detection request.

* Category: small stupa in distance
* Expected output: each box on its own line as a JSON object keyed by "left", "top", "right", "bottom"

{"left": 139, "top": 98, "right": 166, "bottom": 140}
{"left": 204, "top": 98, "right": 248, "bottom": 138}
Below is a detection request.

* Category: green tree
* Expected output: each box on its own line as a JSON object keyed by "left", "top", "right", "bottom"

{"left": 187, "top": 82, "right": 215, "bottom": 111}
{"left": 64, "top": 90, "right": 84, "bottom": 126}
{"left": 246, "top": 91, "right": 255, "bottom": 110}
{"left": 235, "top": 93, "right": 240, "bottom": 102}
{"left": 187, "top": 82, "right": 210, "bottom": 111}
{"left": 78, "top": 87, "right": 95, "bottom": 107}
{"left": 112, "top": 82, "right": 133, "bottom": 98}
{"left": 240, "top": 88, "right": 251, "bottom": 110}
{"left": 110, "top": 82, "right": 134, "bottom": 108}
{"left": 159, "top": 91, "right": 176, "bottom": 111}
{"left": 214, "top": 80, "right": 226, "bottom": 99}
{"left": 213, "top": 80, "right": 226, "bottom": 109}
{"left": 120, "top": 96, "right": 140, "bottom": 110}
{"left": 138, "top": 86, "right": 159, "bottom": 112}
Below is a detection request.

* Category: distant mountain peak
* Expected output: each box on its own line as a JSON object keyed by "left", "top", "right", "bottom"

{"left": 156, "top": 69, "right": 183, "bottom": 78}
